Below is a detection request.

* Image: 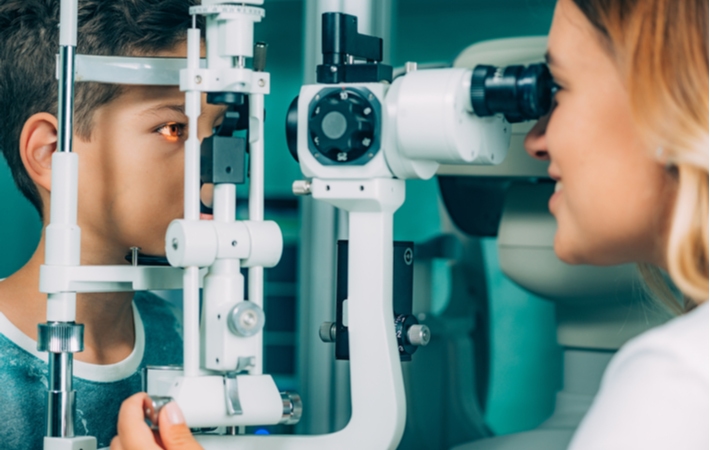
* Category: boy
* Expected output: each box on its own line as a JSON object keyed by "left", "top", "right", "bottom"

{"left": 0, "top": 0, "right": 225, "bottom": 447}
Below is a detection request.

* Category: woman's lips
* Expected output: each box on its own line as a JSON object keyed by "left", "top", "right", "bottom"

{"left": 200, "top": 213, "right": 214, "bottom": 220}
{"left": 549, "top": 181, "right": 563, "bottom": 212}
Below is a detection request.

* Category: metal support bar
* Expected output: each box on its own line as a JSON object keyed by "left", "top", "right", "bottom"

{"left": 46, "top": 353, "right": 75, "bottom": 437}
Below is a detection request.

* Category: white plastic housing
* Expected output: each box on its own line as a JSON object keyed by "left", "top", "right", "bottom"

{"left": 59, "top": 0, "right": 78, "bottom": 46}
{"left": 45, "top": 153, "right": 81, "bottom": 267}
{"left": 296, "top": 83, "right": 393, "bottom": 180}
{"left": 297, "top": 72, "right": 510, "bottom": 182}
{"left": 40, "top": 265, "right": 189, "bottom": 293}
{"left": 167, "top": 374, "right": 283, "bottom": 427}
{"left": 202, "top": 259, "right": 258, "bottom": 371}
{"left": 218, "top": 13, "right": 257, "bottom": 58}
{"left": 240, "top": 221, "right": 283, "bottom": 267}
{"left": 166, "top": 220, "right": 218, "bottom": 268}
{"left": 385, "top": 68, "right": 510, "bottom": 171}
{"left": 165, "top": 220, "right": 283, "bottom": 269}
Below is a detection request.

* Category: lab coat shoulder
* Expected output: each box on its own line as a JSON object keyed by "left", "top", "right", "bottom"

{"left": 568, "top": 302, "right": 709, "bottom": 450}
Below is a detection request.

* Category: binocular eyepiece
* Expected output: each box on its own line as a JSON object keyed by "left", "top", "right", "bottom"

{"left": 470, "top": 63, "right": 554, "bottom": 123}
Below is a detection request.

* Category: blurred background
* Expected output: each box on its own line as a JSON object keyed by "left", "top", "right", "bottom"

{"left": 0, "top": 0, "right": 560, "bottom": 442}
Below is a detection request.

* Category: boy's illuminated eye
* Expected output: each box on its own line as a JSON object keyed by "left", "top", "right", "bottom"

{"left": 156, "top": 122, "right": 186, "bottom": 142}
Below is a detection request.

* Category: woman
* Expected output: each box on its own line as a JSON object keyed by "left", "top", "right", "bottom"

{"left": 112, "top": 0, "right": 708, "bottom": 448}
{"left": 524, "top": 0, "right": 708, "bottom": 448}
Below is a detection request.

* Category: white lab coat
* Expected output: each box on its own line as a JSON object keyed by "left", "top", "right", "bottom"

{"left": 568, "top": 301, "right": 709, "bottom": 449}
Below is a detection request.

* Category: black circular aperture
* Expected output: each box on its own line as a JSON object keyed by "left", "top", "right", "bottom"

{"left": 470, "top": 63, "right": 553, "bottom": 123}
{"left": 307, "top": 88, "right": 379, "bottom": 165}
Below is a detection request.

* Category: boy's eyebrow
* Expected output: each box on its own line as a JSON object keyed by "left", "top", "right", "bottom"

{"left": 140, "top": 103, "right": 186, "bottom": 117}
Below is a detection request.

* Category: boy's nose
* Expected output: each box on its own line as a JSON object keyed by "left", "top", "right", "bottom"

{"left": 524, "top": 112, "right": 551, "bottom": 161}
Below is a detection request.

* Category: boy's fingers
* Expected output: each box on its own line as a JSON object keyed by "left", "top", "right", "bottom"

{"left": 158, "top": 402, "right": 203, "bottom": 450}
{"left": 116, "top": 392, "right": 162, "bottom": 450}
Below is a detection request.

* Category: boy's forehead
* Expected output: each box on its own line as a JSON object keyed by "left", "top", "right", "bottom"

{"left": 113, "top": 85, "right": 186, "bottom": 114}
{"left": 111, "top": 39, "right": 209, "bottom": 111}
{"left": 99, "top": 41, "right": 212, "bottom": 116}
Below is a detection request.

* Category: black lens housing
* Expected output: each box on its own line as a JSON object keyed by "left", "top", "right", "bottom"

{"left": 470, "top": 63, "right": 553, "bottom": 123}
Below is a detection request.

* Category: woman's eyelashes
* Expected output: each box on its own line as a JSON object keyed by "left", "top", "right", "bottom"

{"left": 155, "top": 122, "right": 187, "bottom": 143}
{"left": 552, "top": 80, "right": 563, "bottom": 95}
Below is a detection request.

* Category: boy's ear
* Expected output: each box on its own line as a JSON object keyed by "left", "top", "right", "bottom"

{"left": 19, "top": 113, "right": 58, "bottom": 192}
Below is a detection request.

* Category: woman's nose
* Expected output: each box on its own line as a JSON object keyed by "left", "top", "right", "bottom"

{"left": 524, "top": 112, "right": 551, "bottom": 161}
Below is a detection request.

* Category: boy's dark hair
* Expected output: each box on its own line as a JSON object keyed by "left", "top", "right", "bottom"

{"left": 0, "top": 0, "right": 202, "bottom": 219}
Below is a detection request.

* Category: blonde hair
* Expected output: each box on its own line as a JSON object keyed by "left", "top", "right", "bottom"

{"left": 573, "top": 0, "right": 709, "bottom": 309}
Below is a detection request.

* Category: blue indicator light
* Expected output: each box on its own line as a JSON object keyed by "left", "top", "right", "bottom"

{"left": 255, "top": 428, "right": 270, "bottom": 435}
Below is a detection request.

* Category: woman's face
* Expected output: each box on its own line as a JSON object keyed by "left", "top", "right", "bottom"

{"left": 524, "top": 0, "right": 677, "bottom": 267}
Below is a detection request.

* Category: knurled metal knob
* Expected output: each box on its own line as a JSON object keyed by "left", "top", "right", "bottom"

{"left": 407, "top": 324, "right": 431, "bottom": 347}
{"left": 292, "top": 180, "right": 312, "bottom": 196}
{"left": 144, "top": 396, "right": 174, "bottom": 430}
{"left": 279, "top": 391, "right": 303, "bottom": 425}
{"left": 37, "top": 322, "right": 84, "bottom": 353}
{"left": 319, "top": 321, "right": 337, "bottom": 343}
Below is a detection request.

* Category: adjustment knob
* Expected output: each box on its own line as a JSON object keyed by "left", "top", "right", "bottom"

{"left": 37, "top": 322, "right": 84, "bottom": 353}
{"left": 279, "top": 391, "right": 303, "bottom": 425}
{"left": 319, "top": 321, "right": 337, "bottom": 343}
{"left": 406, "top": 324, "right": 431, "bottom": 347}
{"left": 227, "top": 302, "right": 265, "bottom": 337}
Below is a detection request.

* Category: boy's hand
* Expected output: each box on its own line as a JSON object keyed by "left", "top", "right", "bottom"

{"left": 110, "top": 393, "right": 203, "bottom": 450}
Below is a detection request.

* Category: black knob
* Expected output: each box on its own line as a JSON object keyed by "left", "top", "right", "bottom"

{"left": 394, "top": 314, "right": 420, "bottom": 360}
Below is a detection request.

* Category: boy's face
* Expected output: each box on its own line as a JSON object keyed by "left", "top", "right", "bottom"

{"left": 72, "top": 79, "right": 225, "bottom": 263}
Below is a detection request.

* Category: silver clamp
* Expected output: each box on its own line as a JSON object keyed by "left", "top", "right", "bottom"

{"left": 37, "top": 322, "right": 84, "bottom": 353}
{"left": 279, "top": 391, "right": 303, "bottom": 425}
{"left": 223, "top": 372, "right": 243, "bottom": 416}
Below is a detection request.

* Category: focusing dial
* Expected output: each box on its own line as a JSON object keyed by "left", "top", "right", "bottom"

{"left": 307, "top": 87, "right": 380, "bottom": 165}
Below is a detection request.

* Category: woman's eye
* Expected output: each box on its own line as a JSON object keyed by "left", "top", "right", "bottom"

{"left": 552, "top": 81, "right": 562, "bottom": 95}
{"left": 156, "top": 122, "right": 186, "bottom": 142}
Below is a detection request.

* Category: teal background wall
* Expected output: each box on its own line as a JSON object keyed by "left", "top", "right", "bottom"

{"left": 0, "top": 0, "right": 559, "bottom": 437}
{"left": 0, "top": 158, "right": 42, "bottom": 278}
{"left": 388, "top": 0, "right": 561, "bottom": 436}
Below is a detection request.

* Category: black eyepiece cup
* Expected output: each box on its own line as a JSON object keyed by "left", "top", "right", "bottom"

{"left": 470, "top": 63, "right": 553, "bottom": 123}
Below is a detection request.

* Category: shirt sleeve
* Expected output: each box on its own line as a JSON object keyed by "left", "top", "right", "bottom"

{"left": 568, "top": 331, "right": 709, "bottom": 450}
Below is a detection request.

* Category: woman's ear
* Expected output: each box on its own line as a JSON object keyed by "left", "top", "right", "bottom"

{"left": 19, "top": 112, "right": 58, "bottom": 192}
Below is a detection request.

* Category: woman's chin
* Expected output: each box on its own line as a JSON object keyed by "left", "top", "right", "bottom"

{"left": 553, "top": 232, "right": 584, "bottom": 265}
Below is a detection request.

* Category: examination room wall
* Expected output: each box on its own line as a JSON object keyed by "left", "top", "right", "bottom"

{"left": 0, "top": 0, "right": 558, "bottom": 437}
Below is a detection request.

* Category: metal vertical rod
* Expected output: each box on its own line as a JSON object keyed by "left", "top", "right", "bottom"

{"left": 248, "top": 92, "right": 265, "bottom": 375}
{"left": 183, "top": 26, "right": 203, "bottom": 378}
{"left": 46, "top": 352, "right": 75, "bottom": 437}
{"left": 44, "top": 0, "right": 80, "bottom": 442}
{"left": 57, "top": 46, "right": 75, "bottom": 154}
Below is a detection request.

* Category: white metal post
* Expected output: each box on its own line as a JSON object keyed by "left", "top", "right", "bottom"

{"left": 297, "top": 0, "right": 394, "bottom": 434}
{"left": 248, "top": 92, "right": 265, "bottom": 375}
{"left": 197, "top": 178, "right": 408, "bottom": 449}
{"left": 42, "top": 1, "right": 96, "bottom": 448}
{"left": 182, "top": 27, "right": 203, "bottom": 378}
